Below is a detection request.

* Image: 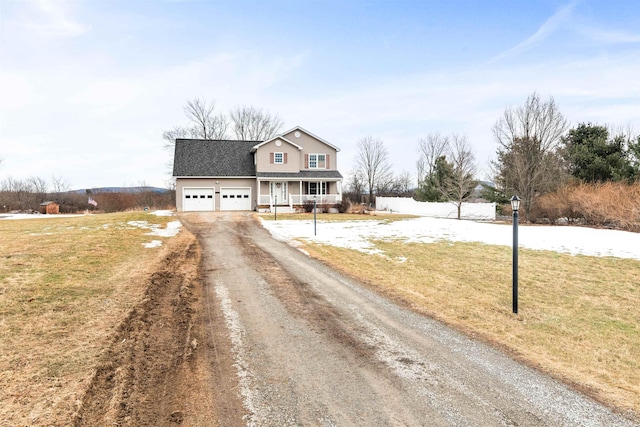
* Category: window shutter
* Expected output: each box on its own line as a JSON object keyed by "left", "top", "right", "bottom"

{"left": 326, "top": 154, "right": 330, "bottom": 169}
{"left": 284, "top": 153, "right": 288, "bottom": 164}
{"left": 270, "top": 152, "right": 274, "bottom": 164}
{"left": 305, "top": 154, "right": 309, "bottom": 168}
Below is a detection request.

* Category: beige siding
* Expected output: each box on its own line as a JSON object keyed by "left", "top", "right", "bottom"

{"left": 282, "top": 130, "right": 338, "bottom": 171}
{"left": 176, "top": 177, "right": 256, "bottom": 211}
{"left": 255, "top": 138, "right": 301, "bottom": 173}
{"left": 288, "top": 181, "right": 301, "bottom": 194}
{"left": 258, "top": 180, "right": 270, "bottom": 195}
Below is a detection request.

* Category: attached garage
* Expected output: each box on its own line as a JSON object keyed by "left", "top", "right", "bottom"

{"left": 183, "top": 188, "right": 215, "bottom": 211}
{"left": 220, "top": 187, "right": 251, "bottom": 211}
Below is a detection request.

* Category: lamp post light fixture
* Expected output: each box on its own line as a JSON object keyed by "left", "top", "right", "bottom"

{"left": 511, "top": 195, "right": 521, "bottom": 314}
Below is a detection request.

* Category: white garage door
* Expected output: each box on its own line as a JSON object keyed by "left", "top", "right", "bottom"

{"left": 220, "top": 188, "right": 251, "bottom": 211}
{"left": 183, "top": 188, "right": 214, "bottom": 211}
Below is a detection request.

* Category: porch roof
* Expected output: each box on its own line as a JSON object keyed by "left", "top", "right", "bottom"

{"left": 256, "top": 170, "right": 343, "bottom": 180}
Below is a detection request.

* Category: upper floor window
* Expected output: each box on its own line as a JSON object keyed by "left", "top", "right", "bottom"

{"left": 270, "top": 152, "right": 287, "bottom": 164}
{"left": 309, "top": 153, "right": 326, "bottom": 169}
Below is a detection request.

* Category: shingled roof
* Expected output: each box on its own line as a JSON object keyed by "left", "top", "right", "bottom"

{"left": 173, "top": 139, "right": 259, "bottom": 177}
{"left": 256, "top": 171, "right": 343, "bottom": 179}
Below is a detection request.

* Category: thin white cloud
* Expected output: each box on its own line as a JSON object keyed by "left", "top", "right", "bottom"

{"left": 489, "top": 1, "right": 578, "bottom": 63}
{"left": 12, "top": 0, "right": 91, "bottom": 38}
{"left": 577, "top": 26, "right": 640, "bottom": 44}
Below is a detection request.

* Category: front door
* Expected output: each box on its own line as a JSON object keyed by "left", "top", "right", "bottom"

{"left": 270, "top": 181, "right": 288, "bottom": 205}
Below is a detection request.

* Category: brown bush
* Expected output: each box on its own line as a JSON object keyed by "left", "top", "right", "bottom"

{"left": 536, "top": 182, "right": 640, "bottom": 231}
{"left": 89, "top": 191, "right": 175, "bottom": 213}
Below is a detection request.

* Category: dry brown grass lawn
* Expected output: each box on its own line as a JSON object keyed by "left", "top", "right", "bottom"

{"left": 302, "top": 239, "right": 640, "bottom": 417}
{"left": 0, "top": 212, "right": 188, "bottom": 426}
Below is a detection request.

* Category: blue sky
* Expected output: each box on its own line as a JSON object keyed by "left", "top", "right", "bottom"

{"left": 1, "top": 0, "right": 639, "bottom": 189}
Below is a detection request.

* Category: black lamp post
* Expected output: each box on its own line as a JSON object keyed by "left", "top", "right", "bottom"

{"left": 511, "top": 195, "right": 521, "bottom": 314}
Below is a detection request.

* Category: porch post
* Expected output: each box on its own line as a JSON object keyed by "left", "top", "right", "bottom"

{"left": 257, "top": 178, "right": 260, "bottom": 209}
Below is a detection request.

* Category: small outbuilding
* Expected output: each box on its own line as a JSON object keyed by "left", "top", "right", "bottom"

{"left": 39, "top": 201, "right": 60, "bottom": 215}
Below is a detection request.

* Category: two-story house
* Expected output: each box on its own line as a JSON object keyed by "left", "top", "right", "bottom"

{"left": 173, "top": 126, "right": 343, "bottom": 212}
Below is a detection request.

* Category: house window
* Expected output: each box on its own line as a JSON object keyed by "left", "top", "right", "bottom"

{"left": 308, "top": 182, "right": 327, "bottom": 195}
{"left": 274, "top": 152, "right": 284, "bottom": 164}
{"left": 309, "top": 154, "right": 326, "bottom": 169}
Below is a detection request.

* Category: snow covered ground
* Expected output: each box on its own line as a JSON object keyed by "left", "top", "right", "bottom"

{"left": 0, "top": 210, "right": 181, "bottom": 249}
{"left": 261, "top": 216, "right": 640, "bottom": 260}
{"left": 0, "top": 213, "right": 84, "bottom": 220}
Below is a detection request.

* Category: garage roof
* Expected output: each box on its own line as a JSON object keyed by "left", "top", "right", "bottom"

{"left": 173, "top": 139, "right": 258, "bottom": 177}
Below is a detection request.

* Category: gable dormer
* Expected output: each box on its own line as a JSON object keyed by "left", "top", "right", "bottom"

{"left": 280, "top": 126, "right": 339, "bottom": 171}
{"left": 252, "top": 136, "right": 303, "bottom": 173}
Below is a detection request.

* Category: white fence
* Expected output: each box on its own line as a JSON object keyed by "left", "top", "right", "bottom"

{"left": 376, "top": 197, "right": 496, "bottom": 220}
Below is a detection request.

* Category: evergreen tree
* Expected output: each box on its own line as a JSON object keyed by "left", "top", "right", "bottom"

{"left": 561, "top": 123, "right": 634, "bottom": 182}
{"left": 416, "top": 156, "right": 454, "bottom": 202}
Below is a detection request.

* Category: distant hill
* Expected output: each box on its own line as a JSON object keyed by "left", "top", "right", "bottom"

{"left": 68, "top": 186, "right": 171, "bottom": 194}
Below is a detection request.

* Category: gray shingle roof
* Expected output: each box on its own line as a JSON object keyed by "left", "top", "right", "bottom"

{"left": 173, "top": 138, "right": 344, "bottom": 180}
{"left": 173, "top": 139, "right": 259, "bottom": 177}
{"left": 256, "top": 171, "right": 343, "bottom": 179}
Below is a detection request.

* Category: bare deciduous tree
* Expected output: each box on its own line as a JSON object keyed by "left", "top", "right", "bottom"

{"left": 162, "top": 126, "right": 190, "bottom": 150}
{"left": 355, "top": 136, "right": 393, "bottom": 205}
{"left": 345, "top": 169, "right": 366, "bottom": 204}
{"left": 162, "top": 98, "right": 229, "bottom": 151}
{"left": 492, "top": 93, "right": 569, "bottom": 219}
{"left": 184, "top": 98, "right": 229, "bottom": 140}
{"left": 497, "top": 136, "right": 567, "bottom": 219}
{"left": 51, "top": 175, "right": 70, "bottom": 194}
{"left": 415, "top": 133, "right": 479, "bottom": 214}
{"left": 1, "top": 176, "right": 42, "bottom": 211}
{"left": 28, "top": 176, "right": 48, "bottom": 195}
{"left": 493, "top": 92, "right": 569, "bottom": 153}
{"left": 395, "top": 170, "right": 414, "bottom": 196}
{"left": 230, "top": 106, "right": 283, "bottom": 140}
{"left": 162, "top": 98, "right": 230, "bottom": 175}
{"left": 442, "top": 134, "right": 478, "bottom": 219}
{"left": 417, "top": 133, "right": 449, "bottom": 183}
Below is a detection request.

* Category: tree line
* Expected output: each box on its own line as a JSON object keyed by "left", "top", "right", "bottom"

{"left": 491, "top": 93, "right": 640, "bottom": 221}
{"left": 347, "top": 92, "right": 640, "bottom": 222}
{"left": 0, "top": 176, "right": 174, "bottom": 214}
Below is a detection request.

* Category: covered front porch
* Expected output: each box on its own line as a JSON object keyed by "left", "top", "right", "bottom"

{"left": 256, "top": 175, "right": 343, "bottom": 211}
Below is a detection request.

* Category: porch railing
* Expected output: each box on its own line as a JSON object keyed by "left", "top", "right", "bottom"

{"left": 289, "top": 194, "right": 341, "bottom": 205}
{"left": 258, "top": 194, "right": 342, "bottom": 206}
{"left": 258, "top": 194, "right": 273, "bottom": 206}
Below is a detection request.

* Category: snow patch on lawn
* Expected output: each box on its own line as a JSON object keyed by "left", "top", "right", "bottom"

{"left": 260, "top": 217, "right": 640, "bottom": 260}
{"left": 144, "top": 240, "right": 163, "bottom": 248}
{"left": 146, "top": 220, "right": 181, "bottom": 237}
{"left": 151, "top": 210, "right": 174, "bottom": 217}
{"left": 127, "top": 218, "right": 181, "bottom": 248}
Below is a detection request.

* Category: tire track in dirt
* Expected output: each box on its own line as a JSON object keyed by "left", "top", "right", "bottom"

{"left": 235, "top": 229, "right": 380, "bottom": 364}
{"left": 73, "top": 231, "right": 242, "bottom": 427}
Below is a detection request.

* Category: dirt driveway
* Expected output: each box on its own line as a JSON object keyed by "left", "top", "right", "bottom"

{"left": 174, "top": 212, "right": 635, "bottom": 426}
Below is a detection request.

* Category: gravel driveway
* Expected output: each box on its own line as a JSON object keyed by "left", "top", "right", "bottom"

{"left": 180, "top": 212, "right": 635, "bottom": 427}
